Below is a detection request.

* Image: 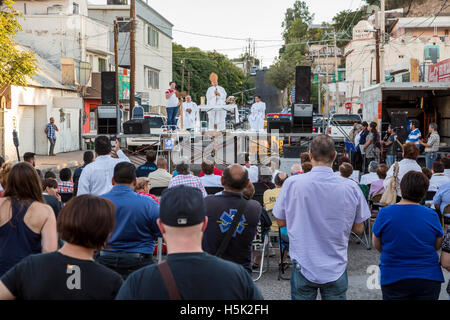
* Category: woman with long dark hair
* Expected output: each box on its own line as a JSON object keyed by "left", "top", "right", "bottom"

{"left": 0, "top": 195, "right": 122, "bottom": 300}
{"left": 0, "top": 163, "right": 57, "bottom": 277}
{"left": 363, "top": 121, "right": 381, "bottom": 171}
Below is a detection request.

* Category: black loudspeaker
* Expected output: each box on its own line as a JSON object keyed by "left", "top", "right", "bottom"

{"left": 101, "top": 72, "right": 117, "bottom": 105}
{"left": 390, "top": 111, "right": 408, "bottom": 144}
{"left": 123, "top": 119, "right": 150, "bottom": 134}
{"left": 295, "top": 66, "right": 311, "bottom": 104}
{"left": 267, "top": 117, "right": 291, "bottom": 134}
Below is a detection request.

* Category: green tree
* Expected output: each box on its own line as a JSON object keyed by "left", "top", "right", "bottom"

{"left": 0, "top": 0, "right": 37, "bottom": 89}
{"left": 267, "top": 1, "right": 314, "bottom": 100}
{"left": 172, "top": 43, "right": 254, "bottom": 106}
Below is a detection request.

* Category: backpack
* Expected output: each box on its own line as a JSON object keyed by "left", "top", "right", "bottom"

{"left": 380, "top": 162, "right": 399, "bottom": 206}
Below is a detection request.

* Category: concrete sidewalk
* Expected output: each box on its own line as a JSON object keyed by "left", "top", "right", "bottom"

{"left": 35, "top": 151, "right": 84, "bottom": 175}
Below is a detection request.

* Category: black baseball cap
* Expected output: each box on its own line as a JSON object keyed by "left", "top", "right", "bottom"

{"left": 160, "top": 185, "right": 206, "bottom": 227}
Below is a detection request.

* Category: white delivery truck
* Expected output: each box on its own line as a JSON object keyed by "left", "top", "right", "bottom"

{"left": 360, "top": 82, "right": 450, "bottom": 146}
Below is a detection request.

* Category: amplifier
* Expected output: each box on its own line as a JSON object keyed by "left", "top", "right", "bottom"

{"left": 267, "top": 117, "right": 291, "bottom": 134}
{"left": 123, "top": 119, "right": 150, "bottom": 134}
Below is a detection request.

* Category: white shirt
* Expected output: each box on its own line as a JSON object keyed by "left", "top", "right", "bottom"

{"left": 206, "top": 86, "right": 227, "bottom": 108}
{"left": 200, "top": 174, "right": 223, "bottom": 187}
{"left": 360, "top": 172, "right": 379, "bottom": 186}
{"left": 429, "top": 173, "right": 450, "bottom": 192}
{"left": 355, "top": 131, "right": 362, "bottom": 147}
{"left": 383, "top": 159, "right": 422, "bottom": 196}
{"left": 166, "top": 89, "right": 179, "bottom": 108}
{"left": 244, "top": 165, "right": 259, "bottom": 183}
{"left": 182, "top": 101, "right": 198, "bottom": 129}
{"left": 445, "top": 169, "right": 450, "bottom": 179}
{"left": 77, "top": 150, "right": 131, "bottom": 196}
{"left": 249, "top": 101, "right": 266, "bottom": 131}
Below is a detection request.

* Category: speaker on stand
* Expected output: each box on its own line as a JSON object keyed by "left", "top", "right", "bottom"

{"left": 291, "top": 66, "right": 313, "bottom": 133}
{"left": 101, "top": 72, "right": 117, "bottom": 105}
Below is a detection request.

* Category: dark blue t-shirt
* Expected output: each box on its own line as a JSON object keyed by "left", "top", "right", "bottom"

{"left": 372, "top": 204, "right": 444, "bottom": 286}
{"left": 136, "top": 162, "right": 157, "bottom": 178}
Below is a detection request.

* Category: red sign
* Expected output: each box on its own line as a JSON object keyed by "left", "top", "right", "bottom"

{"left": 345, "top": 102, "right": 352, "bottom": 110}
{"left": 428, "top": 58, "right": 450, "bottom": 83}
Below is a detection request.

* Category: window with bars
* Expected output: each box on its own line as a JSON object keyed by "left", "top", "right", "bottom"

{"left": 145, "top": 67, "right": 159, "bottom": 89}
{"left": 147, "top": 26, "right": 159, "bottom": 48}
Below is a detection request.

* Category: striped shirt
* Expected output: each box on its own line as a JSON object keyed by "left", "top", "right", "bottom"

{"left": 406, "top": 128, "right": 421, "bottom": 147}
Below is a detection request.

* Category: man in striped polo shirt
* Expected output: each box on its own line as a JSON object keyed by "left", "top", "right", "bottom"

{"left": 406, "top": 119, "right": 422, "bottom": 148}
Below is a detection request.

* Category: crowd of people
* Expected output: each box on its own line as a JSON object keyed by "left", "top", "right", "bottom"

{"left": 1, "top": 130, "right": 450, "bottom": 301}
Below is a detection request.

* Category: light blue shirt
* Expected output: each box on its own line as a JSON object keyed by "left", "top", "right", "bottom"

{"left": 406, "top": 128, "right": 421, "bottom": 147}
{"left": 273, "top": 166, "right": 371, "bottom": 284}
{"left": 433, "top": 180, "right": 450, "bottom": 215}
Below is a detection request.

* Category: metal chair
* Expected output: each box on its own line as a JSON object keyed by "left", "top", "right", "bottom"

{"left": 278, "top": 226, "right": 291, "bottom": 280}
{"left": 204, "top": 186, "right": 224, "bottom": 195}
{"left": 148, "top": 187, "right": 167, "bottom": 196}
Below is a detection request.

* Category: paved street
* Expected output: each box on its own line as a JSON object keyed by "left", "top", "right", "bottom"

{"left": 254, "top": 240, "right": 450, "bottom": 300}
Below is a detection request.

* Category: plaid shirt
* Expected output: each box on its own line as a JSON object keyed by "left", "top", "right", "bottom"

{"left": 58, "top": 181, "right": 74, "bottom": 194}
{"left": 46, "top": 123, "right": 57, "bottom": 139}
{"left": 168, "top": 174, "right": 207, "bottom": 197}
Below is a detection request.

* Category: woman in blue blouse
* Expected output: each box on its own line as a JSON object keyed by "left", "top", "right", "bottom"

{"left": 372, "top": 171, "right": 444, "bottom": 300}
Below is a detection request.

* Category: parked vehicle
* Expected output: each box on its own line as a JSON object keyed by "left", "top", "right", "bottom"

{"left": 126, "top": 114, "right": 167, "bottom": 151}
{"left": 313, "top": 114, "right": 325, "bottom": 134}
{"left": 328, "top": 113, "right": 362, "bottom": 140}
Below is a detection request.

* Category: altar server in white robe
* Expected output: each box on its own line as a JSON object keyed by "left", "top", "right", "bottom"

{"left": 249, "top": 96, "right": 266, "bottom": 131}
{"left": 182, "top": 95, "right": 198, "bottom": 131}
{"left": 206, "top": 73, "right": 227, "bottom": 131}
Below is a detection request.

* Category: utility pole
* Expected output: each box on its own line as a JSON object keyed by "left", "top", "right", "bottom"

{"left": 181, "top": 59, "right": 185, "bottom": 92}
{"left": 333, "top": 31, "right": 340, "bottom": 111}
{"left": 375, "top": 28, "right": 381, "bottom": 84}
{"left": 187, "top": 71, "right": 191, "bottom": 96}
{"left": 114, "top": 20, "right": 119, "bottom": 106}
{"left": 130, "top": 0, "right": 136, "bottom": 116}
{"left": 380, "top": 0, "right": 385, "bottom": 83}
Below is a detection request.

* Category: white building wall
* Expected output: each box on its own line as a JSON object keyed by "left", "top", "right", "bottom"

{"left": 345, "top": 23, "right": 450, "bottom": 114}
{"left": 136, "top": 18, "right": 172, "bottom": 107}
{"left": 15, "top": 0, "right": 89, "bottom": 16}
{"left": 7, "top": 86, "right": 82, "bottom": 161}
{"left": 15, "top": 15, "right": 110, "bottom": 70}
{"left": 88, "top": 5, "right": 173, "bottom": 109}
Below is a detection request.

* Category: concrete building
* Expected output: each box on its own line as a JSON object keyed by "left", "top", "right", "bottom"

{"left": 8, "top": 0, "right": 110, "bottom": 155}
{"left": 345, "top": 15, "right": 450, "bottom": 114}
{"left": 13, "top": 0, "right": 112, "bottom": 75}
{"left": 88, "top": 0, "right": 173, "bottom": 115}
{"left": 0, "top": 47, "right": 82, "bottom": 161}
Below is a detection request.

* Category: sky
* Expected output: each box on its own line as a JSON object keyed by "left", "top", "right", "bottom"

{"left": 88, "top": 0, "right": 363, "bottom": 67}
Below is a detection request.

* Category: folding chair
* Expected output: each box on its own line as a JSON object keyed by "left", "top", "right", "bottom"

{"left": 251, "top": 226, "right": 269, "bottom": 282}
{"left": 443, "top": 204, "right": 450, "bottom": 228}
{"left": 350, "top": 219, "right": 372, "bottom": 250}
{"left": 204, "top": 187, "right": 224, "bottom": 195}
{"left": 149, "top": 187, "right": 167, "bottom": 196}
{"left": 278, "top": 226, "right": 291, "bottom": 280}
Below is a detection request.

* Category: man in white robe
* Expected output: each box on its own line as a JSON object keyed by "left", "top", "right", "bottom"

{"left": 249, "top": 96, "right": 266, "bottom": 131}
{"left": 206, "top": 79, "right": 227, "bottom": 131}
{"left": 181, "top": 95, "right": 198, "bottom": 131}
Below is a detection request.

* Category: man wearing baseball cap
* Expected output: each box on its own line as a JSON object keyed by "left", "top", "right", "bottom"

{"left": 116, "top": 185, "right": 263, "bottom": 300}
